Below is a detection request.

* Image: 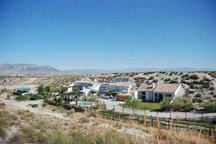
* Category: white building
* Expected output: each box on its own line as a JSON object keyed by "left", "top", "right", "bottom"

{"left": 91, "top": 83, "right": 128, "bottom": 93}
{"left": 135, "top": 83, "right": 185, "bottom": 102}
{"left": 67, "top": 81, "right": 93, "bottom": 93}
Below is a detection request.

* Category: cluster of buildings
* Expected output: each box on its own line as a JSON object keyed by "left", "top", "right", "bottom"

{"left": 67, "top": 76, "right": 185, "bottom": 102}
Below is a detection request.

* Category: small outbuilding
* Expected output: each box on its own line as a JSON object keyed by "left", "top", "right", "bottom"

{"left": 14, "top": 88, "right": 30, "bottom": 95}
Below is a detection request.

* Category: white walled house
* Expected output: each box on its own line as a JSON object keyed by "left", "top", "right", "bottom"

{"left": 91, "top": 83, "right": 128, "bottom": 93}
{"left": 67, "top": 81, "right": 93, "bottom": 93}
{"left": 135, "top": 83, "right": 185, "bottom": 102}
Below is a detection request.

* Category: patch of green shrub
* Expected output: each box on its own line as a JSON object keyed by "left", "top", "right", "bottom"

{"left": 202, "top": 101, "right": 216, "bottom": 112}
{"left": 189, "top": 75, "right": 199, "bottom": 80}
{"left": 15, "top": 94, "right": 44, "bottom": 101}
{"left": 79, "top": 117, "right": 89, "bottom": 123}
{"left": 160, "top": 97, "right": 194, "bottom": 112}
{"left": 160, "top": 97, "right": 172, "bottom": 111}
{"left": 83, "top": 95, "right": 98, "bottom": 102}
{"left": 29, "top": 94, "right": 44, "bottom": 100}
{"left": 171, "top": 97, "right": 194, "bottom": 112}
{"left": 15, "top": 95, "right": 30, "bottom": 101}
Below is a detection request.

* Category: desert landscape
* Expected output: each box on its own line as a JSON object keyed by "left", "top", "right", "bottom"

{"left": 0, "top": 70, "right": 216, "bottom": 143}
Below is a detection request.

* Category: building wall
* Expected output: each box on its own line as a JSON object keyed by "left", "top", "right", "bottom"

{"left": 152, "top": 92, "right": 175, "bottom": 102}
{"left": 135, "top": 84, "right": 185, "bottom": 102}
{"left": 174, "top": 84, "right": 185, "bottom": 97}
{"left": 67, "top": 87, "right": 73, "bottom": 93}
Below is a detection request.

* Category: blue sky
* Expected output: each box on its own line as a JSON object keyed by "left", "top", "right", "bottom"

{"left": 0, "top": 0, "right": 216, "bottom": 70}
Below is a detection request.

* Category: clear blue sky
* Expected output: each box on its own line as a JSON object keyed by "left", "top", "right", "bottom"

{"left": 0, "top": 0, "right": 216, "bottom": 70}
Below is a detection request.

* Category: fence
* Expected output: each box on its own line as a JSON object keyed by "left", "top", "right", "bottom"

{"left": 95, "top": 109, "right": 216, "bottom": 136}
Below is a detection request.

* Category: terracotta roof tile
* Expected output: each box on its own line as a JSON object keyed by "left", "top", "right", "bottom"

{"left": 138, "top": 84, "right": 154, "bottom": 91}
{"left": 153, "top": 84, "right": 180, "bottom": 93}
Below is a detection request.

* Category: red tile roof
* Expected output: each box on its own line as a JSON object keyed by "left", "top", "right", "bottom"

{"left": 138, "top": 84, "right": 154, "bottom": 91}
{"left": 153, "top": 84, "right": 180, "bottom": 93}
{"left": 138, "top": 83, "right": 180, "bottom": 93}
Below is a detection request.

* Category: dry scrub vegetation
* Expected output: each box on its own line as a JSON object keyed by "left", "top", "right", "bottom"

{"left": 0, "top": 100, "right": 214, "bottom": 144}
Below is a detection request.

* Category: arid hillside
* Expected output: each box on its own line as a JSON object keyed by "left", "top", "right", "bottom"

{"left": 1, "top": 71, "right": 216, "bottom": 104}
{"left": 90, "top": 71, "right": 216, "bottom": 103}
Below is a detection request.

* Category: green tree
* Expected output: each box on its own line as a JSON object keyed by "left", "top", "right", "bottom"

{"left": 59, "top": 86, "right": 67, "bottom": 94}
{"left": 44, "top": 85, "right": 51, "bottom": 95}
{"left": 89, "top": 89, "right": 97, "bottom": 95}
{"left": 37, "top": 84, "right": 44, "bottom": 95}
{"left": 72, "top": 87, "right": 80, "bottom": 93}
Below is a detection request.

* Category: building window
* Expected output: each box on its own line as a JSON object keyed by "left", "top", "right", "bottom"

{"left": 165, "top": 94, "right": 172, "bottom": 97}
{"left": 142, "top": 92, "right": 146, "bottom": 95}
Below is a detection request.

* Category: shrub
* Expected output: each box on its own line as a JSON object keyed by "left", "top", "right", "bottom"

{"left": 194, "top": 93, "right": 201, "bottom": 98}
{"left": 189, "top": 75, "right": 199, "bottom": 80}
{"left": 202, "top": 101, "right": 216, "bottom": 112}
{"left": 202, "top": 82, "right": 210, "bottom": 89}
{"left": 29, "top": 94, "right": 44, "bottom": 100}
{"left": 210, "top": 87, "right": 215, "bottom": 91}
{"left": 15, "top": 95, "right": 30, "bottom": 101}
{"left": 153, "top": 79, "right": 158, "bottom": 83}
{"left": 189, "top": 84, "right": 195, "bottom": 89}
{"left": 171, "top": 97, "right": 194, "bottom": 112}
{"left": 83, "top": 95, "right": 98, "bottom": 102}
{"left": 10, "top": 126, "right": 47, "bottom": 143}
{"left": 160, "top": 97, "right": 172, "bottom": 111}
{"left": 42, "top": 103, "right": 46, "bottom": 107}
{"left": 29, "top": 104, "right": 38, "bottom": 108}
{"left": 181, "top": 74, "right": 189, "bottom": 79}
{"left": 0, "top": 110, "right": 11, "bottom": 139}
{"left": 170, "top": 80, "right": 178, "bottom": 84}
{"left": 148, "top": 76, "right": 154, "bottom": 80}
{"left": 164, "top": 78, "right": 171, "bottom": 82}
{"left": 79, "top": 117, "right": 89, "bottom": 123}
{"left": 160, "top": 97, "right": 194, "bottom": 112}
{"left": 203, "top": 77, "right": 211, "bottom": 82}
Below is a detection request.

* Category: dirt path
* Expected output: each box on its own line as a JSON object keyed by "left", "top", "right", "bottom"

{"left": 99, "top": 99, "right": 216, "bottom": 119}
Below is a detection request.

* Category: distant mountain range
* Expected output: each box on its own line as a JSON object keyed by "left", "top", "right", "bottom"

{"left": 0, "top": 64, "right": 61, "bottom": 75}
{"left": 0, "top": 64, "right": 215, "bottom": 75}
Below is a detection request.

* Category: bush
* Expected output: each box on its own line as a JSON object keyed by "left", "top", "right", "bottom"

{"left": 42, "top": 103, "right": 46, "bottom": 107}
{"left": 202, "top": 101, "right": 216, "bottom": 112}
{"left": 10, "top": 126, "right": 47, "bottom": 143}
{"left": 171, "top": 97, "right": 194, "bottom": 112}
{"left": 16, "top": 95, "right": 30, "bottom": 101}
{"left": 170, "top": 80, "right": 178, "bottom": 84}
{"left": 79, "top": 117, "right": 89, "bottom": 123}
{"left": 202, "top": 82, "right": 210, "bottom": 89}
{"left": 210, "top": 87, "right": 215, "bottom": 91}
{"left": 189, "top": 75, "right": 199, "bottom": 80}
{"left": 16, "top": 94, "right": 44, "bottom": 101}
{"left": 160, "top": 97, "right": 194, "bottom": 112}
{"left": 148, "top": 76, "right": 154, "bottom": 80}
{"left": 0, "top": 111, "right": 11, "bottom": 139}
{"left": 29, "top": 94, "right": 44, "bottom": 100}
{"left": 29, "top": 104, "right": 38, "bottom": 108}
{"left": 83, "top": 95, "right": 98, "bottom": 102}
{"left": 190, "top": 84, "right": 195, "bottom": 89}
{"left": 160, "top": 97, "right": 172, "bottom": 111}
{"left": 164, "top": 78, "right": 171, "bottom": 81}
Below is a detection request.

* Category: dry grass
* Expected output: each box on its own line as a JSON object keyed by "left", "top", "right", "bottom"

{"left": 1, "top": 101, "right": 214, "bottom": 144}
